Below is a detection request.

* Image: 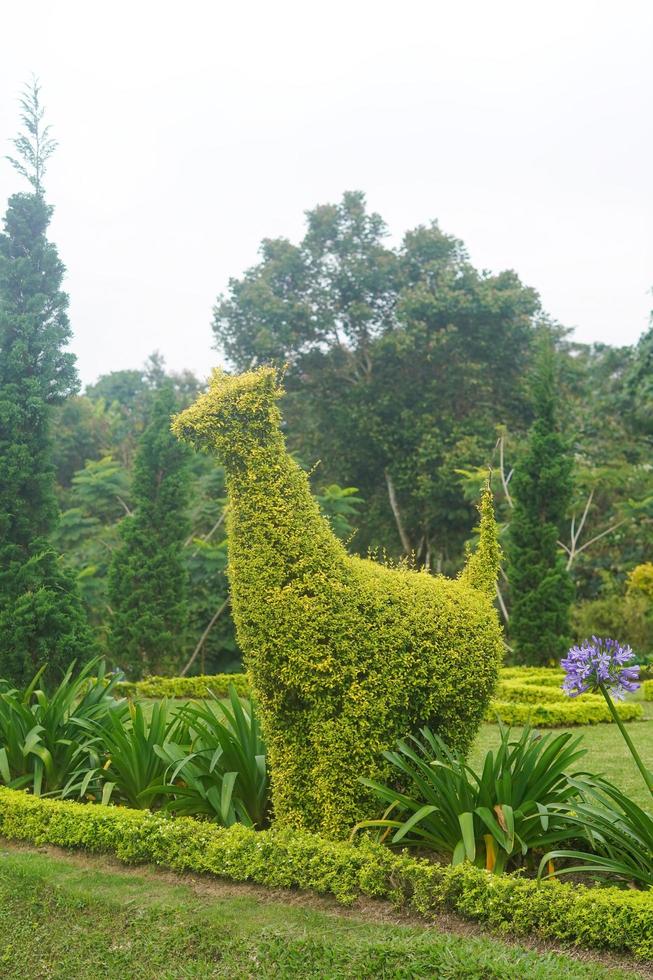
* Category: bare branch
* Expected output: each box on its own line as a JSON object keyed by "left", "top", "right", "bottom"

{"left": 180, "top": 599, "right": 229, "bottom": 677}
{"left": 384, "top": 469, "right": 413, "bottom": 555}
{"left": 559, "top": 487, "right": 623, "bottom": 571}
{"left": 495, "top": 581, "right": 509, "bottom": 624}
{"left": 571, "top": 521, "right": 627, "bottom": 564}
{"left": 184, "top": 508, "right": 227, "bottom": 551}
{"left": 498, "top": 432, "right": 513, "bottom": 508}
{"left": 570, "top": 489, "right": 594, "bottom": 551}
{"left": 115, "top": 494, "right": 132, "bottom": 517}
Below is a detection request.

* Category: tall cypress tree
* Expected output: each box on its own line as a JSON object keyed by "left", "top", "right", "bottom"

{"left": 507, "top": 342, "right": 574, "bottom": 664}
{"left": 0, "top": 80, "right": 95, "bottom": 685}
{"left": 108, "top": 385, "right": 190, "bottom": 678}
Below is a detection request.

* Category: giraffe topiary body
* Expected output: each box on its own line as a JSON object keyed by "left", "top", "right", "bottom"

{"left": 173, "top": 366, "right": 504, "bottom": 838}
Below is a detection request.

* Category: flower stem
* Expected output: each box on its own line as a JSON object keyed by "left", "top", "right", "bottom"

{"left": 598, "top": 683, "right": 653, "bottom": 796}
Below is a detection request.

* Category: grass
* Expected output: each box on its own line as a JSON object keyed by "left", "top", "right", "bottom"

{"left": 470, "top": 697, "right": 653, "bottom": 809}
{"left": 0, "top": 846, "right": 640, "bottom": 979}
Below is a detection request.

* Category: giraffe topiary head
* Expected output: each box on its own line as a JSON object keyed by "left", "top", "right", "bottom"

{"left": 171, "top": 366, "right": 284, "bottom": 460}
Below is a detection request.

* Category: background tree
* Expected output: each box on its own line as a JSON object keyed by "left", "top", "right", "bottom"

{"left": 108, "top": 385, "right": 191, "bottom": 677}
{"left": 0, "top": 79, "right": 94, "bottom": 684}
{"left": 622, "top": 312, "right": 653, "bottom": 440}
{"left": 507, "top": 342, "right": 575, "bottom": 664}
{"left": 214, "top": 191, "right": 542, "bottom": 571}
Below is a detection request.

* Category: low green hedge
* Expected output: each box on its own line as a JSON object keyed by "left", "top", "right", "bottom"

{"left": 119, "top": 670, "right": 644, "bottom": 727}
{"left": 117, "top": 673, "right": 251, "bottom": 699}
{"left": 643, "top": 679, "right": 653, "bottom": 702}
{"left": 494, "top": 681, "right": 580, "bottom": 705}
{"left": 123, "top": 667, "right": 568, "bottom": 701}
{"left": 0, "top": 787, "right": 650, "bottom": 959}
{"left": 488, "top": 699, "right": 643, "bottom": 727}
{"left": 499, "top": 667, "right": 565, "bottom": 687}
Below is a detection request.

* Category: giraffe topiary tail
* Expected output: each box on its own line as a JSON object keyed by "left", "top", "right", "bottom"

{"left": 459, "top": 481, "right": 502, "bottom": 598}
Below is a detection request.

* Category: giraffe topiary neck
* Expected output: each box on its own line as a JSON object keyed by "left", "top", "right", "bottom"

{"left": 225, "top": 433, "right": 347, "bottom": 593}
{"left": 170, "top": 363, "right": 348, "bottom": 597}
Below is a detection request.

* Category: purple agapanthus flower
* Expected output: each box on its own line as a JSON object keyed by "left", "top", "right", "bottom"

{"left": 561, "top": 637, "right": 640, "bottom": 700}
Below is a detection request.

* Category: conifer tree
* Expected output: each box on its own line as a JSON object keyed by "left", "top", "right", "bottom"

{"left": 0, "top": 80, "right": 95, "bottom": 685}
{"left": 507, "top": 342, "right": 574, "bottom": 664}
{"left": 108, "top": 385, "right": 191, "bottom": 678}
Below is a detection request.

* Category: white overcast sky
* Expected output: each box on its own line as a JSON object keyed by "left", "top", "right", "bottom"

{"left": 0, "top": 0, "right": 651, "bottom": 387}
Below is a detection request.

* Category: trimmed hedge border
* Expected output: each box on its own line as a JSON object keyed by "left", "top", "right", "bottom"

{"left": 0, "top": 787, "right": 650, "bottom": 959}
{"left": 644, "top": 679, "right": 653, "bottom": 702}
{"left": 121, "top": 668, "right": 567, "bottom": 701}
{"left": 117, "top": 673, "right": 250, "bottom": 699}
{"left": 489, "top": 698, "right": 643, "bottom": 727}
{"left": 118, "top": 671, "right": 645, "bottom": 727}
{"left": 499, "top": 667, "right": 565, "bottom": 687}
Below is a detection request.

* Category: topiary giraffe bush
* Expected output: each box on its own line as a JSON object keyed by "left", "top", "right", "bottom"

{"left": 172, "top": 367, "right": 504, "bottom": 838}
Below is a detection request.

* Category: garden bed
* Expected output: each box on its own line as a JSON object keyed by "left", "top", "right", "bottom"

{"left": 0, "top": 787, "right": 650, "bottom": 960}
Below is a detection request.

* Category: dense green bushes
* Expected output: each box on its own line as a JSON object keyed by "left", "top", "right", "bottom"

{"left": 498, "top": 666, "right": 564, "bottom": 686}
{"left": 0, "top": 787, "right": 650, "bottom": 959}
{"left": 0, "top": 660, "right": 126, "bottom": 795}
{"left": 495, "top": 680, "right": 577, "bottom": 704}
{"left": 172, "top": 367, "right": 504, "bottom": 837}
{"left": 0, "top": 664, "right": 268, "bottom": 827}
{"left": 354, "top": 724, "right": 586, "bottom": 873}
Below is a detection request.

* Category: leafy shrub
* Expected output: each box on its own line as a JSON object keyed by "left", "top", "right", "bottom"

{"left": 154, "top": 686, "right": 268, "bottom": 827}
{"left": 0, "top": 787, "right": 650, "bottom": 958}
{"left": 644, "top": 680, "right": 653, "bottom": 701}
{"left": 73, "top": 700, "right": 187, "bottom": 808}
{"left": 628, "top": 562, "right": 653, "bottom": 599}
{"left": 572, "top": 593, "right": 653, "bottom": 664}
{"left": 0, "top": 659, "right": 126, "bottom": 796}
{"left": 540, "top": 777, "right": 653, "bottom": 889}
{"left": 353, "top": 725, "right": 586, "bottom": 873}
{"left": 172, "top": 368, "right": 504, "bottom": 837}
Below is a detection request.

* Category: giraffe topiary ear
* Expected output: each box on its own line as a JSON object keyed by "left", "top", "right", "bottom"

{"left": 253, "top": 364, "right": 285, "bottom": 399}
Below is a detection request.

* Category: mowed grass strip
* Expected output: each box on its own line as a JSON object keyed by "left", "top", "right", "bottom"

{"left": 0, "top": 847, "right": 640, "bottom": 980}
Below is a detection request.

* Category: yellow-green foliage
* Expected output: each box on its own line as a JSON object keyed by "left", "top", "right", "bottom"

{"left": 0, "top": 788, "right": 650, "bottom": 959}
{"left": 627, "top": 562, "right": 653, "bottom": 599}
{"left": 117, "top": 673, "right": 249, "bottom": 700}
{"left": 173, "top": 367, "right": 504, "bottom": 838}
{"left": 643, "top": 679, "right": 653, "bottom": 701}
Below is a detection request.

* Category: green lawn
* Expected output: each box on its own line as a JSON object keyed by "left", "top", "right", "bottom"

{"left": 470, "top": 698, "right": 653, "bottom": 809}
{"left": 0, "top": 846, "right": 639, "bottom": 980}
